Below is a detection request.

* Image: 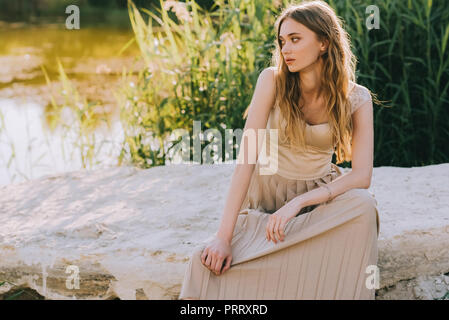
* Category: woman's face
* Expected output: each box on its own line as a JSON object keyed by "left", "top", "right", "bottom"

{"left": 279, "top": 17, "right": 326, "bottom": 73}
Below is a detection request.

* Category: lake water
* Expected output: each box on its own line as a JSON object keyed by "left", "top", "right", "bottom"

{"left": 0, "top": 22, "right": 142, "bottom": 186}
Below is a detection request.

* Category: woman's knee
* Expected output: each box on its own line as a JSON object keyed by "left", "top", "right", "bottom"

{"left": 349, "top": 189, "right": 379, "bottom": 227}
{"left": 346, "top": 188, "right": 377, "bottom": 211}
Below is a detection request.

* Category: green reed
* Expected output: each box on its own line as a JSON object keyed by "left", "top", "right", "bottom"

{"left": 41, "top": 59, "right": 109, "bottom": 169}
{"left": 117, "top": 0, "right": 282, "bottom": 167}
{"left": 330, "top": 0, "right": 449, "bottom": 166}
{"left": 35, "top": 0, "right": 448, "bottom": 170}
{"left": 119, "top": 0, "right": 448, "bottom": 168}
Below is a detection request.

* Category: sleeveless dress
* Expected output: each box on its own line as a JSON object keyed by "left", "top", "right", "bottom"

{"left": 179, "top": 82, "right": 380, "bottom": 300}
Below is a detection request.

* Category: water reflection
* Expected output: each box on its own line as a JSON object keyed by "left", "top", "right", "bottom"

{"left": 0, "top": 97, "right": 124, "bottom": 186}
{"left": 0, "top": 22, "right": 142, "bottom": 186}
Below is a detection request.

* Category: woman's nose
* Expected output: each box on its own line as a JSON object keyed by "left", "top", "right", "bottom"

{"left": 281, "top": 45, "right": 290, "bottom": 55}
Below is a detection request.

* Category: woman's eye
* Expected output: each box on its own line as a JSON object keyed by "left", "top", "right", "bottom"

{"left": 280, "top": 37, "right": 299, "bottom": 45}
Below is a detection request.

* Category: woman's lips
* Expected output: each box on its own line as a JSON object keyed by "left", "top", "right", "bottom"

{"left": 286, "top": 59, "right": 295, "bottom": 64}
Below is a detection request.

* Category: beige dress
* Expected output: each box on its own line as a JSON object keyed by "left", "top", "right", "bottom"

{"left": 179, "top": 82, "right": 380, "bottom": 300}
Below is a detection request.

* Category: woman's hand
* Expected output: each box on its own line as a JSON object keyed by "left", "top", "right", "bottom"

{"left": 266, "top": 198, "right": 302, "bottom": 243}
{"left": 201, "top": 235, "right": 233, "bottom": 276}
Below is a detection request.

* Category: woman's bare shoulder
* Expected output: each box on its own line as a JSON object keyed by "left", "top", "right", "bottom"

{"left": 260, "top": 66, "right": 277, "bottom": 81}
{"left": 246, "top": 67, "right": 277, "bottom": 117}
{"left": 255, "top": 67, "right": 277, "bottom": 106}
{"left": 266, "top": 66, "right": 278, "bottom": 78}
{"left": 263, "top": 67, "right": 277, "bottom": 106}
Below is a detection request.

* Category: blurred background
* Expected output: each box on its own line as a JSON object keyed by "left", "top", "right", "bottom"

{"left": 0, "top": 0, "right": 448, "bottom": 186}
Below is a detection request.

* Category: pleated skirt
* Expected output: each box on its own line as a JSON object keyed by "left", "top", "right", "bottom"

{"left": 178, "top": 163, "right": 380, "bottom": 300}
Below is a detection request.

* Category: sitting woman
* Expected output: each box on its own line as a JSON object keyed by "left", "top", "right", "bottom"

{"left": 179, "top": 0, "right": 380, "bottom": 300}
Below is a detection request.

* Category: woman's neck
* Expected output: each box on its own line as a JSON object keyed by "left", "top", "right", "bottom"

{"left": 298, "top": 58, "right": 323, "bottom": 100}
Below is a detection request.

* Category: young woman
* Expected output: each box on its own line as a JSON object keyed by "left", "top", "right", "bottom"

{"left": 179, "top": 0, "right": 380, "bottom": 300}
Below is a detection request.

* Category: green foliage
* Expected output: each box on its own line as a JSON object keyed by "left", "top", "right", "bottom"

{"left": 330, "top": 0, "right": 449, "bottom": 166}
{"left": 38, "top": 0, "right": 449, "bottom": 168}
{"left": 117, "top": 0, "right": 281, "bottom": 167}
{"left": 118, "top": 0, "right": 449, "bottom": 168}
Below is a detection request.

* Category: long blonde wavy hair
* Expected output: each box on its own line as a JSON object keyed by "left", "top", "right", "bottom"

{"left": 246, "top": 0, "right": 359, "bottom": 164}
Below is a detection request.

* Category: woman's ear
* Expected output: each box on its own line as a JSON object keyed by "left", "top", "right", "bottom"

{"left": 320, "top": 39, "right": 329, "bottom": 55}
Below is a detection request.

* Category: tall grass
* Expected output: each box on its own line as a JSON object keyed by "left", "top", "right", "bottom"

{"left": 36, "top": 0, "right": 448, "bottom": 170}
{"left": 118, "top": 0, "right": 448, "bottom": 168}
{"left": 117, "top": 0, "right": 282, "bottom": 167}
{"left": 330, "top": 0, "right": 449, "bottom": 166}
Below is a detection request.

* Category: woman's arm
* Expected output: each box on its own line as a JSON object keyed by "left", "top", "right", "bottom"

{"left": 293, "top": 170, "right": 369, "bottom": 210}
{"left": 200, "top": 67, "right": 276, "bottom": 276}
{"left": 216, "top": 67, "right": 277, "bottom": 243}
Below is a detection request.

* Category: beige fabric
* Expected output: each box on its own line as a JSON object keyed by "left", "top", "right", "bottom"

{"left": 179, "top": 83, "right": 380, "bottom": 300}
{"left": 259, "top": 81, "right": 372, "bottom": 180}
{"left": 260, "top": 110, "right": 335, "bottom": 179}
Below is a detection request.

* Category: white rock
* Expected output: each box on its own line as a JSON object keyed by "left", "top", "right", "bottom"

{"left": 0, "top": 163, "right": 448, "bottom": 299}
